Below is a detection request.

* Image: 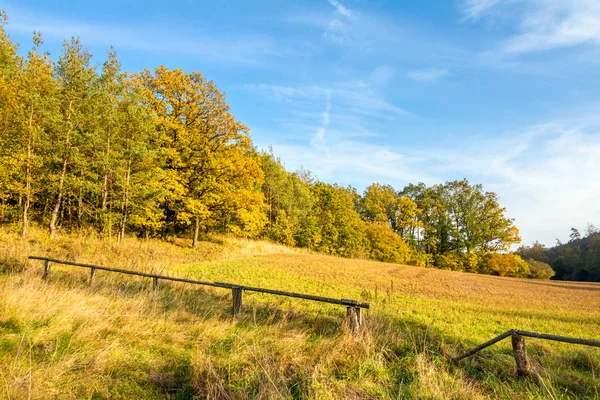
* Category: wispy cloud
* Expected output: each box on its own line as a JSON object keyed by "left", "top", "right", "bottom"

{"left": 414, "top": 117, "right": 600, "bottom": 246}
{"left": 504, "top": 0, "right": 600, "bottom": 53}
{"left": 461, "top": 0, "right": 600, "bottom": 54}
{"left": 323, "top": 0, "right": 356, "bottom": 45}
{"left": 327, "top": 0, "right": 353, "bottom": 18}
{"left": 407, "top": 68, "right": 449, "bottom": 82}
{"left": 246, "top": 81, "right": 412, "bottom": 117}
{"left": 310, "top": 93, "right": 332, "bottom": 151}
{"left": 267, "top": 140, "right": 434, "bottom": 190}
{"left": 3, "top": 5, "right": 277, "bottom": 64}
{"left": 257, "top": 105, "right": 600, "bottom": 247}
{"left": 460, "top": 0, "right": 507, "bottom": 21}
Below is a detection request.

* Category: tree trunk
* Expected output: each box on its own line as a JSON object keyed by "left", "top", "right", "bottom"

{"left": 101, "top": 137, "right": 110, "bottom": 211}
{"left": 118, "top": 161, "right": 131, "bottom": 244}
{"left": 193, "top": 215, "right": 200, "bottom": 248}
{"left": 50, "top": 100, "right": 73, "bottom": 239}
{"left": 22, "top": 107, "right": 34, "bottom": 237}
{"left": 100, "top": 136, "right": 110, "bottom": 235}
{"left": 49, "top": 156, "right": 67, "bottom": 239}
{"left": 77, "top": 169, "right": 83, "bottom": 230}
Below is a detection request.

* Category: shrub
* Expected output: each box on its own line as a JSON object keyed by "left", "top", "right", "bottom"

{"left": 526, "top": 259, "right": 555, "bottom": 279}
{"left": 478, "top": 253, "right": 530, "bottom": 277}
{"left": 365, "top": 222, "right": 411, "bottom": 263}
{"left": 434, "top": 252, "right": 461, "bottom": 271}
{"left": 407, "top": 251, "right": 434, "bottom": 268}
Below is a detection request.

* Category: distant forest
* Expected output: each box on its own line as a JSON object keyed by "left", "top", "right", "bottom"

{"left": 516, "top": 225, "right": 600, "bottom": 282}
{"left": 0, "top": 12, "right": 586, "bottom": 281}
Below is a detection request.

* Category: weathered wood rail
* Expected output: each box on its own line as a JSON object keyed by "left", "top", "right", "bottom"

{"left": 453, "top": 329, "right": 600, "bottom": 376}
{"left": 29, "top": 256, "right": 369, "bottom": 333}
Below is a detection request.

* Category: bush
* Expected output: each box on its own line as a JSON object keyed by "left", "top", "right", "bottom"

{"left": 478, "top": 253, "right": 530, "bottom": 277}
{"left": 526, "top": 259, "right": 555, "bottom": 279}
{"left": 407, "top": 251, "right": 434, "bottom": 268}
{"left": 365, "top": 222, "right": 411, "bottom": 263}
{"left": 434, "top": 252, "right": 461, "bottom": 271}
{"left": 461, "top": 253, "right": 479, "bottom": 273}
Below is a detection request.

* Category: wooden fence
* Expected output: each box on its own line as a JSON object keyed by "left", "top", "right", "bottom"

{"left": 28, "top": 256, "right": 369, "bottom": 334}
{"left": 453, "top": 329, "right": 600, "bottom": 376}
{"left": 28, "top": 255, "right": 600, "bottom": 371}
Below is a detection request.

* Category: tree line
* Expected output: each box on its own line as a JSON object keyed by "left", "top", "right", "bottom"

{"left": 0, "top": 14, "right": 553, "bottom": 279}
{"left": 516, "top": 225, "right": 600, "bottom": 282}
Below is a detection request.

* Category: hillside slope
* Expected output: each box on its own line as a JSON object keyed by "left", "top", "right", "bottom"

{"left": 1, "top": 230, "right": 599, "bottom": 399}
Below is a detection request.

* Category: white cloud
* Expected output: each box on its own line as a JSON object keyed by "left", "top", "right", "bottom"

{"left": 327, "top": 0, "right": 353, "bottom": 18}
{"left": 246, "top": 80, "right": 412, "bottom": 117}
{"left": 310, "top": 94, "right": 332, "bottom": 151}
{"left": 406, "top": 68, "right": 449, "bottom": 82}
{"left": 257, "top": 108, "right": 600, "bottom": 247}
{"left": 323, "top": 1, "right": 354, "bottom": 45}
{"left": 267, "top": 140, "right": 434, "bottom": 190}
{"left": 4, "top": 5, "right": 276, "bottom": 65}
{"left": 414, "top": 119, "right": 600, "bottom": 246}
{"left": 504, "top": 0, "right": 600, "bottom": 53}
{"left": 462, "top": 0, "right": 600, "bottom": 54}
{"left": 461, "top": 0, "right": 507, "bottom": 21}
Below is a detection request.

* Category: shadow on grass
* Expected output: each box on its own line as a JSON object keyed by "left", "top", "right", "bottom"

{"left": 517, "top": 280, "right": 600, "bottom": 292}
{"left": 39, "top": 267, "right": 349, "bottom": 339}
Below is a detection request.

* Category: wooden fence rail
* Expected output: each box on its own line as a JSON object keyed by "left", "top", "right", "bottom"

{"left": 29, "top": 256, "right": 369, "bottom": 334}
{"left": 453, "top": 329, "right": 600, "bottom": 376}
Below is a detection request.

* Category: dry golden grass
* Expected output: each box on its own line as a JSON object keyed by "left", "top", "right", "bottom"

{"left": 0, "top": 227, "right": 599, "bottom": 399}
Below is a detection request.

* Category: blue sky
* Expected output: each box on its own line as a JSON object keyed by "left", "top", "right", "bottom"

{"left": 3, "top": 0, "right": 600, "bottom": 246}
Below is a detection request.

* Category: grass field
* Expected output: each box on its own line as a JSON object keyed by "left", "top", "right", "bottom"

{"left": 1, "top": 228, "right": 599, "bottom": 399}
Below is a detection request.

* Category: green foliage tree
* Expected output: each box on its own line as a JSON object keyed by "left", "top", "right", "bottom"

{"left": 49, "top": 37, "right": 96, "bottom": 238}
{"left": 260, "top": 151, "right": 313, "bottom": 246}
{"left": 15, "top": 32, "right": 58, "bottom": 237}
{"left": 528, "top": 226, "right": 600, "bottom": 281}
{"left": 526, "top": 259, "right": 555, "bottom": 279}
{"left": 300, "top": 183, "right": 367, "bottom": 258}
{"left": 515, "top": 241, "right": 550, "bottom": 264}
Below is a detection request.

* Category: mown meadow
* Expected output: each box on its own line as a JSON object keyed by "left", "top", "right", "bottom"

{"left": 1, "top": 228, "right": 599, "bottom": 399}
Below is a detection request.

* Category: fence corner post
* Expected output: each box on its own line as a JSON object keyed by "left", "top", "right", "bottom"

{"left": 232, "top": 287, "right": 243, "bottom": 318}
{"left": 89, "top": 267, "right": 96, "bottom": 285}
{"left": 511, "top": 334, "right": 532, "bottom": 377}
{"left": 346, "top": 307, "right": 363, "bottom": 335}
{"left": 153, "top": 277, "right": 159, "bottom": 296}
{"left": 42, "top": 260, "right": 51, "bottom": 280}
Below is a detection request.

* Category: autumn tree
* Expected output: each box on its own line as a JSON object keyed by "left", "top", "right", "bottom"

{"left": 0, "top": 11, "right": 21, "bottom": 221}
{"left": 360, "top": 183, "right": 397, "bottom": 227}
{"left": 140, "top": 66, "right": 265, "bottom": 246}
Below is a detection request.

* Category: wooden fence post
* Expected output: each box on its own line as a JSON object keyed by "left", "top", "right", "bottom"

{"left": 89, "top": 268, "right": 96, "bottom": 285}
{"left": 153, "top": 277, "right": 159, "bottom": 296}
{"left": 511, "top": 334, "right": 532, "bottom": 376}
{"left": 232, "top": 287, "right": 243, "bottom": 318}
{"left": 346, "top": 307, "right": 363, "bottom": 335}
{"left": 42, "top": 260, "right": 50, "bottom": 280}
